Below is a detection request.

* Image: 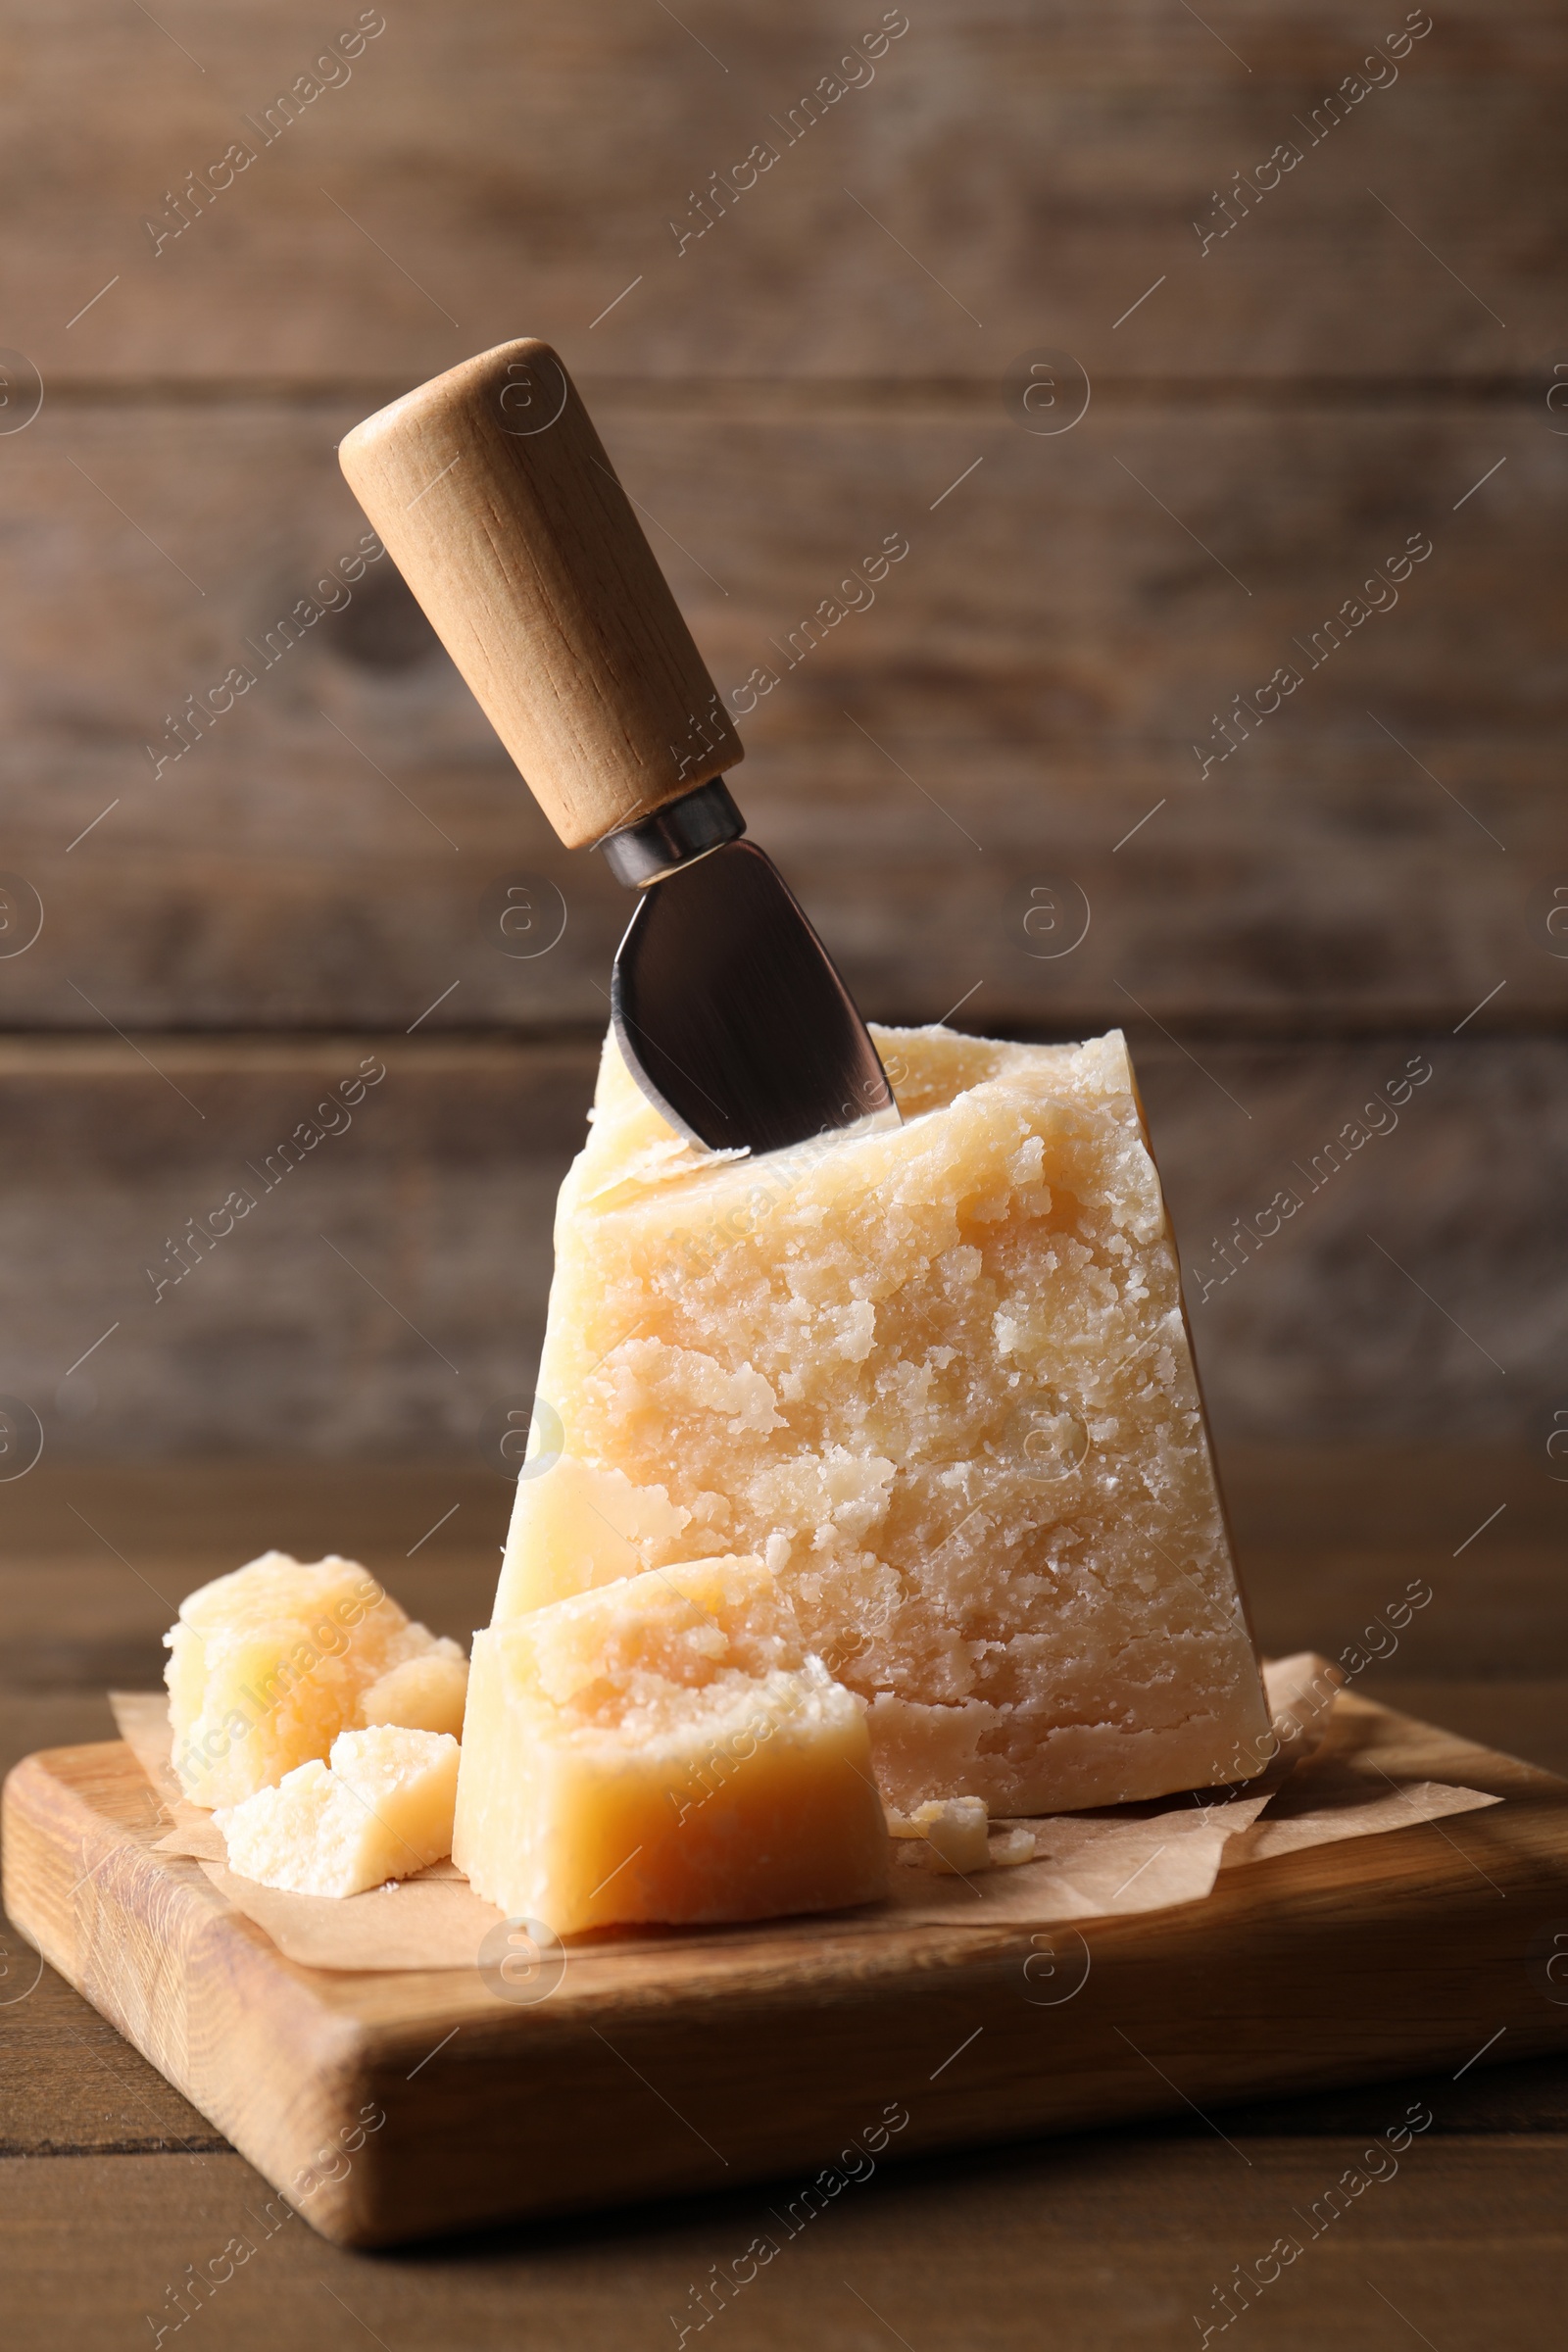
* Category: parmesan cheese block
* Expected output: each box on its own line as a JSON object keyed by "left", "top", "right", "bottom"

{"left": 495, "top": 1023, "right": 1270, "bottom": 1816}
{"left": 452, "top": 1555, "right": 888, "bottom": 1932}
{"left": 216, "top": 1726, "right": 460, "bottom": 1897}
{"left": 165, "top": 1552, "right": 467, "bottom": 1807}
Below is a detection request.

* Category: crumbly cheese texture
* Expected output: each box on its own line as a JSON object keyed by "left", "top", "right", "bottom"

{"left": 453, "top": 1556, "right": 888, "bottom": 1933}
{"left": 495, "top": 1024, "right": 1269, "bottom": 1815}
{"left": 216, "top": 1726, "right": 460, "bottom": 1898}
{"left": 887, "top": 1796, "right": 991, "bottom": 1874}
{"left": 165, "top": 1551, "right": 468, "bottom": 1808}
{"left": 359, "top": 1649, "right": 468, "bottom": 1739}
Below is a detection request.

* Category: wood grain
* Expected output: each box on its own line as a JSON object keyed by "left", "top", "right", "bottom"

{"left": 7, "top": 1692, "right": 1568, "bottom": 2246}
{"left": 0, "top": 1036, "right": 594, "bottom": 1461}
{"left": 0, "top": 1894, "right": 226, "bottom": 2157}
{"left": 2, "top": 2137, "right": 1564, "bottom": 2352}
{"left": 4, "top": 1, "right": 1564, "bottom": 384}
{"left": 340, "top": 341, "right": 744, "bottom": 845}
{"left": 0, "top": 398, "right": 1559, "bottom": 1033}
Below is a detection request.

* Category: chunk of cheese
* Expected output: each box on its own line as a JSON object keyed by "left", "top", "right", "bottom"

{"left": 165, "top": 1551, "right": 467, "bottom": 1807}
{"left": 217, "top": 1726, "right": 460, "bottom": 1897}
{"left": 359, "top": 1648, "right": 468, "bottom": 1738}
{"left": 495, "top": 1024, "right": 1270, "bottom": 1816}
{"left": 453, "top": 1555, "right": 888, "bottom": 1933}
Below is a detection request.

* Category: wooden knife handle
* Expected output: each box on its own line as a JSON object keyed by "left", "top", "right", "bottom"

{"left": 338, "top": 338, "right": 743, "bottom": 850}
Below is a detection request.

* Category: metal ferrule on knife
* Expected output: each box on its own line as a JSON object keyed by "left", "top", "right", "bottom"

{"left": 599, "top": 777, "right": 747, "bottom": 889}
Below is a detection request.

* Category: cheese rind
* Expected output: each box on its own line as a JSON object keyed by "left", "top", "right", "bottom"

{"left": 216, "top": 1726, "right": 461, "bottom": 1897}
{"left": 452, "top": 1556, "right": 888, "bottom": 1932}
{"left": 165, "top": 1552, "right": 466, "bottom": 1807}
{"left": 495, "top": 1024, "right": 1270, "bottom": 1816}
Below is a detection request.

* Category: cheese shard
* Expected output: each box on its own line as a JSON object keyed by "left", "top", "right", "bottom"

{"left": 165, "top": 1552, "right": 467, "bottom": 1808}
{"left": 495, "top": 1023, "right": 1270, "bottom": 1817}
{"left": 216, "top": 1726, "right": 460, "bottom": 1898}
{"left": 452, "top": 1556, "right": 888, "bottom": 1933}
{"left": 888, "top": 1796, "right": 990, "bottom": 1875}
{"left": 887, "top": 1799, "right": 1037, "bottom": 1872}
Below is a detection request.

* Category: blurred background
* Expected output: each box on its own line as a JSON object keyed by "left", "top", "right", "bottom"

{"left": 0, "top": 2, "right": 1564, "bottom": 1754}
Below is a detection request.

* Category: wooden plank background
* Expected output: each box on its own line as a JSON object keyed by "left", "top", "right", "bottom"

{"left": 0, "top": 0, "right": 1564, "bottom": 1459}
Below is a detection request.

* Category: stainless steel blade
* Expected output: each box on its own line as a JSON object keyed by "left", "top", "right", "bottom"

{"left": 611, "top": 840, "right": 900, "bottom": 1156}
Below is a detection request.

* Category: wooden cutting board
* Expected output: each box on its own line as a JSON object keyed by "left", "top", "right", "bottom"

{"left": 7, "top": 1692, "right": 1568, "bottom": 2249}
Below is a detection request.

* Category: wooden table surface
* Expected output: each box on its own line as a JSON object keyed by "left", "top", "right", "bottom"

{"left": 4, "top": 1446, "right": 1566, "bottom": 2348}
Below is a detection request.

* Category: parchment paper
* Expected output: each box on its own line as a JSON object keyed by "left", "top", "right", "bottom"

{"left": 109, "top": 1654, "right": 1498, "bottom": 1974}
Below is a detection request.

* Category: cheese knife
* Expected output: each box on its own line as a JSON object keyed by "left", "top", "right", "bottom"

{"left": 339, "top": 338, "right": 899, "bottom": 1157}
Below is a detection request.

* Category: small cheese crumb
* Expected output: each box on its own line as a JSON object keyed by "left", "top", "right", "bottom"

{"left": 216, "top": 1726, "right": 460, "bottom": 1898}
{"left": 887, "top": 1796, "right": 991, "bottom": 1875}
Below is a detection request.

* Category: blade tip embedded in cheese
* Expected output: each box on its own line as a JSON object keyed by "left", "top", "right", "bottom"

{"left": 453, "top": 1554, "right": 888, "bottom": 1933}
{"left": 496, "top": 1021, "right": 1270, "bottom": 1819}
